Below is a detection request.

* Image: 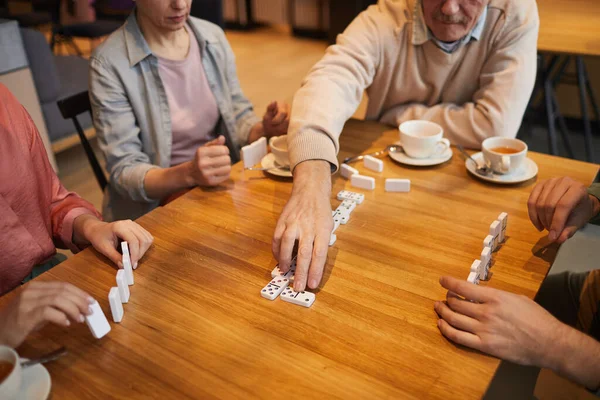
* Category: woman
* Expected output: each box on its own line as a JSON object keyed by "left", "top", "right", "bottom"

{"left": 89, "top": 0, "right": 289, "bottom": 221}
{"left": 0, "top": 84, "right": 153, "bottom": 347}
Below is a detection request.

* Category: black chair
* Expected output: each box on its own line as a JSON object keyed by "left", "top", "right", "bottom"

{"left": 50, "top": 0, "right": 122, "bottom": 55}
{"left": 57, "top": 91, "right": 107, "bottom": 191}
{"left": 190, "top": 0, "right": 224, "bottom": 28}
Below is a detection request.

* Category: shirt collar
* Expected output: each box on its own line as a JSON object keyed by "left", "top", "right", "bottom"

{"left": 124, "top": 11, "right": 219, "bottom": 68}
{"left": 412, "top": 0, "right": 487, "bottom": 50}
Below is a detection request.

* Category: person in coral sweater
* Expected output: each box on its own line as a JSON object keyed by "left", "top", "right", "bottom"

{"left": 0, "top": 84, "right": 153, "bottom": 347}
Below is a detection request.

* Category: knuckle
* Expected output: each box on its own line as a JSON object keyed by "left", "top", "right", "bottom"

{"left": 298, "top": 245, "right": 313, "bottom": 258}
{"left": 313, "top": 246, "right": 328, "bottom": 259}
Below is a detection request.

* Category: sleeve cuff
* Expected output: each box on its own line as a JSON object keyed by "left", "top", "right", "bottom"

{"left": 60, "top": 207, "right": 100, "bottom": 253}
{"left": 237, "top": 112, "right": 261, "bottom": 146}
{"left": 117, "top": 164, "right": 160, "bottom": 203}
{"left": 288, "top": 128, "right": 339, "bottom": 173}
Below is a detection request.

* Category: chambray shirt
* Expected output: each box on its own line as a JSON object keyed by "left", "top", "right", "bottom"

{"left": 413, "top": 0, "right": 488, "bottom": 53}
{"left": 89, "top": 13, "right": 260, "bottom": 221}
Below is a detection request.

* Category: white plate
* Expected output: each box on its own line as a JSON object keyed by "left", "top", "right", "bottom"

{"left": 388, "top": 142, "right": 453, "bottom": 166}
{"left": 261, "top": 153, "right": 292, "bottom": 178}
{"left": 466, "top": 152, "right": 538, "bottom": 184}
{"left": 18, "top": 358, "right": 51, "bottom": 400}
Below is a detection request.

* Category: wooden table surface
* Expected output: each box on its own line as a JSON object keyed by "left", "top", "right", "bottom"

{"left": 537, "top": 0, "right": 600, "bottom": 56}
{"left": 7, "top": 119, "right": 599, "bottom": 399}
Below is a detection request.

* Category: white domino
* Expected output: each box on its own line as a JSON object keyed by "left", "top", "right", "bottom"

{"left": 332, "top": 215, "right": 341, "bottom": 233}
{"left": 341, "top": 164, "right": 359, "bottom": 179}
{"left": 85, "top": 300, "right": 111, "bottom": 339}
{"left": 351, "top": 174, "right": 375, "bottom": 191}
{"left": 470, "top": 260, "right": 481, "bottom": 274}
{"left": 497, "top": 212, "right": 508, "bottom": 243}
{"left": 116, "top": 270, "right": 130, "bottom": 303}
{"left": 480, "top": 247, "right": 491, "bottom": 280}
{"left": 340, "top": 213, "right": 349, "bottom": 225}
{"left": 483, "top": 235, "right": 494, "bottom": 249}
{"left": 337, "top": 190, "right": 364, "bottom": 204}
{"left": 280, "top": 287, "right": 316, "bottom": 308}
{"left": 363, "top": 155, "right": 384, "bottom": 172}
{"left": 108, "top": 287, "right": 124, "bottom": 323}
{"left": 467, "top": 271, "right": 480, "bottom": 285}
{"left": 241, "top": 137, "right": 268, "bottom": 168}
{"left": 260, "top": 276, "right": 291, "bottom": 300}
{"left": 329, "top": 233, "right": 337, "bottom": 246}
{"left": 271, "top": 257, "right": 297, "bottom": 279}
{"left": 489, "top": 221, "right": 501, "bottom": 251}
{"left": 385, "top": 179, "right": 411, "bottom": 193}
{"left": 339, "top": 200, "right": 356, "bottom": 214}
{"left": 121, "top": 242, "right": 134, "bottom": 285}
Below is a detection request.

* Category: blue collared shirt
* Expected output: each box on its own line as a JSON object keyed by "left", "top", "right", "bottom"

{"left": 413, "top": 0, "right": 487, "bottom": 54}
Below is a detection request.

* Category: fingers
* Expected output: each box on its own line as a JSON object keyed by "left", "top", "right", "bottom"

{"left": 439, "top": 276, "right": 491, "bottom": 304}
{"left": 536, "top": 178, "right": 560, "bottom": 230}
{"left": 548, "top": 185, "right": 585, "bottom": 241}
{"left": 266, "top": 101, "right": 277, "bottom": 116}
{"left": 271, "top": 108, "right": 288, "bottom": 125}
{"left": 294, "top": 231, "right": 313, "bottom": 292}
{"left": 434, "top": 301, "right": 479, "bottom": 332}
{"left": 272, "top": 219, "right": 286, "bottom": 261}
{"left": 279, "top": 225, "right": 298, "bottom": 274}
{"left": 198, "top": 145, "right": 230, "bottom": 158}
{"left": 446, "top": 295, "right": 482, "bottom": 319}
{"left": 527, "top": 181, "right": 546, "bottom": 231}
{"left": 205, "top": 135, "right": 226, "bottom": 147}
{"left": 437, "top": 319, "right": 482, "bottom": 350}
{"left": 306, "top": 229, "right": 330, "bottom": 289}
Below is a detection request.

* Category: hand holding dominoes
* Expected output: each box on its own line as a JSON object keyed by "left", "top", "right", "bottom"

{"left": 0, "top": 281, "right": 95, "bottom": 348}
{"left": 272, "top": 160, "right": 333, "bottom": 292}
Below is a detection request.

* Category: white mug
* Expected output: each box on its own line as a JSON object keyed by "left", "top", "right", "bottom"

{"left": 399, "top": 120, "right": 450, "bottom": 159}
{"left": 268, "top": 135, "right": 290, "bottom": 167}
{"left": 0, "top": 346, "right": 22, "bottom": 400}
{"left": 482, "top": 137, "right": 528, "bottom": 174}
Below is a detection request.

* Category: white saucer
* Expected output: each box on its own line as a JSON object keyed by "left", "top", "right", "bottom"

{"left": 466, "top": 152, "right": 538, "bottom": 184}
{"left": 261, "top": 153, "right": 292, "bottom": 178}
{"left": 388, "top": 142, "right": 453, "bottom": 166}
{"left": 18, "top": 358, "right": 51, "bottom": 400}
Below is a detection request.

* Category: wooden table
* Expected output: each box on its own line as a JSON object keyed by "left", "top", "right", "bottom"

{"left": 537, "top": 0, "right": 600, "bottom": 57}
{"left": 6, "top": 120, "right": 599, "bottom": 399}
{"left": 535, "top": 0, "right": 600, "bottom": 162}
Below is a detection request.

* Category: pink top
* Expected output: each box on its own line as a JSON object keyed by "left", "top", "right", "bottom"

{"left": 0, "top": 84, "right": 101, "bottom": 295}
{"left": 157, "top": 26, "right": 221, "bottom": 167}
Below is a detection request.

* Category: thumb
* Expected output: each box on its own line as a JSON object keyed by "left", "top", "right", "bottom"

{"left": 205, "top": 135, "right": 226, "bottom": 147}
{"left": 266, "top": 101, "right": 277, "bottom": 115}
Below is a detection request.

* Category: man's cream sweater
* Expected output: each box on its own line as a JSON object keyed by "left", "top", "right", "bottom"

{"left": 288, "top": 0, "right": 539, "bottom": 172}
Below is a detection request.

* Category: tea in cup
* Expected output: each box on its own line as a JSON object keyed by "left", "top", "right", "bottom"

{"left": 482, "top": 137, "right": 527, "bottom": 174}
{"left": 0, "top": 346, "right": 22, "bottom": 400}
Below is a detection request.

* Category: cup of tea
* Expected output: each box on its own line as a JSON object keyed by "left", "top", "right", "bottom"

{"left": 0, "top": 346, "right": 22, "bottom": 400}
{"left": 269, "top": 135, "right": 290, "bottom": 167}
{"left": 482, "top": 137, "right": 528, "bottom": 174}
{"left": 399, "top": 120, "right": 450, "bottom": 159}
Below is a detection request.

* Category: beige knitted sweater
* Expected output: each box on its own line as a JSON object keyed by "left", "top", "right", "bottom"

{"left": 288, "top": 0, "right": 539, "bottom": 171}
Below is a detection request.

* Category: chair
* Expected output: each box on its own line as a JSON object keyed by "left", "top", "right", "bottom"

{"left": 49, "top": 0, "right": 122, "bottom": 55}
{"left": 57, "top": 91, "right": 108, "bottom": 191}
{"left": 190, "top": 0, "right": 224, "bottom": 28}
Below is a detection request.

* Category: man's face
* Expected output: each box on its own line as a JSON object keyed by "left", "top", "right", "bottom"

{"left": 422, "top": 0, "right": 487, "bottom": 42}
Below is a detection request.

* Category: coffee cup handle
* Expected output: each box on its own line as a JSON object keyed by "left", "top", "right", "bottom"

{"left": 435, "top": 138, "right": 450, "bottom": 155}
{"left": 501, "top": 155, "right": 511, "bottom": 173}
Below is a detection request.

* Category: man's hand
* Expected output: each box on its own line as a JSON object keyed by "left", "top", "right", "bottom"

{"left": 74, "top": 215, "right": 154, "bottom": 268}
{"left": 273, "top": 160, "right": 333, "bottom": 291}
{"left": 188, "top": 136, "right": 232, "bottom": 187}
{"left": 262, "top": 101, "right": 290, "bottom": 138}
{"left": 435, "top": 276, "right": 564, "bottom": 367}
{"left": 528, "top": 177, "right": 600, "bottom": 243}
{"left": 0, "top": 282, "right": 93, "bottom": 348}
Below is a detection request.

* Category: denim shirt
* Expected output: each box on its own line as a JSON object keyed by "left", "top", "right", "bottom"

{"left": 89, "top": 13, "right": 260, "bottom": 221}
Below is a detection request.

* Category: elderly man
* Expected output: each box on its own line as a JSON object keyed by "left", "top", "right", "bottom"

{"left": 274, "top": 0, "right": 539, "bottom": 292}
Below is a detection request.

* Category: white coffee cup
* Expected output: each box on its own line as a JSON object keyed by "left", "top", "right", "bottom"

{"left": 399, "top": 120, "right": 450, "bottom": 159}
{"left": 482, "top": 137, "right": 528, "bottom": 174}
{"left": 269, "top": 135, "right": 290, "bottom": 167}
{"left": 0, "top": 346, "right": 22, "bottom": 400}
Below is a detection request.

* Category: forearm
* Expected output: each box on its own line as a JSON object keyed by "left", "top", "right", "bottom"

{"left": 545, "top": 323, "right": 600, "bottom": 390}
{"left": 292, "top": 160, "right": 332, "bottom": 195}
{"left": 143, "top": 162, "right": 195, "bottom": 200}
